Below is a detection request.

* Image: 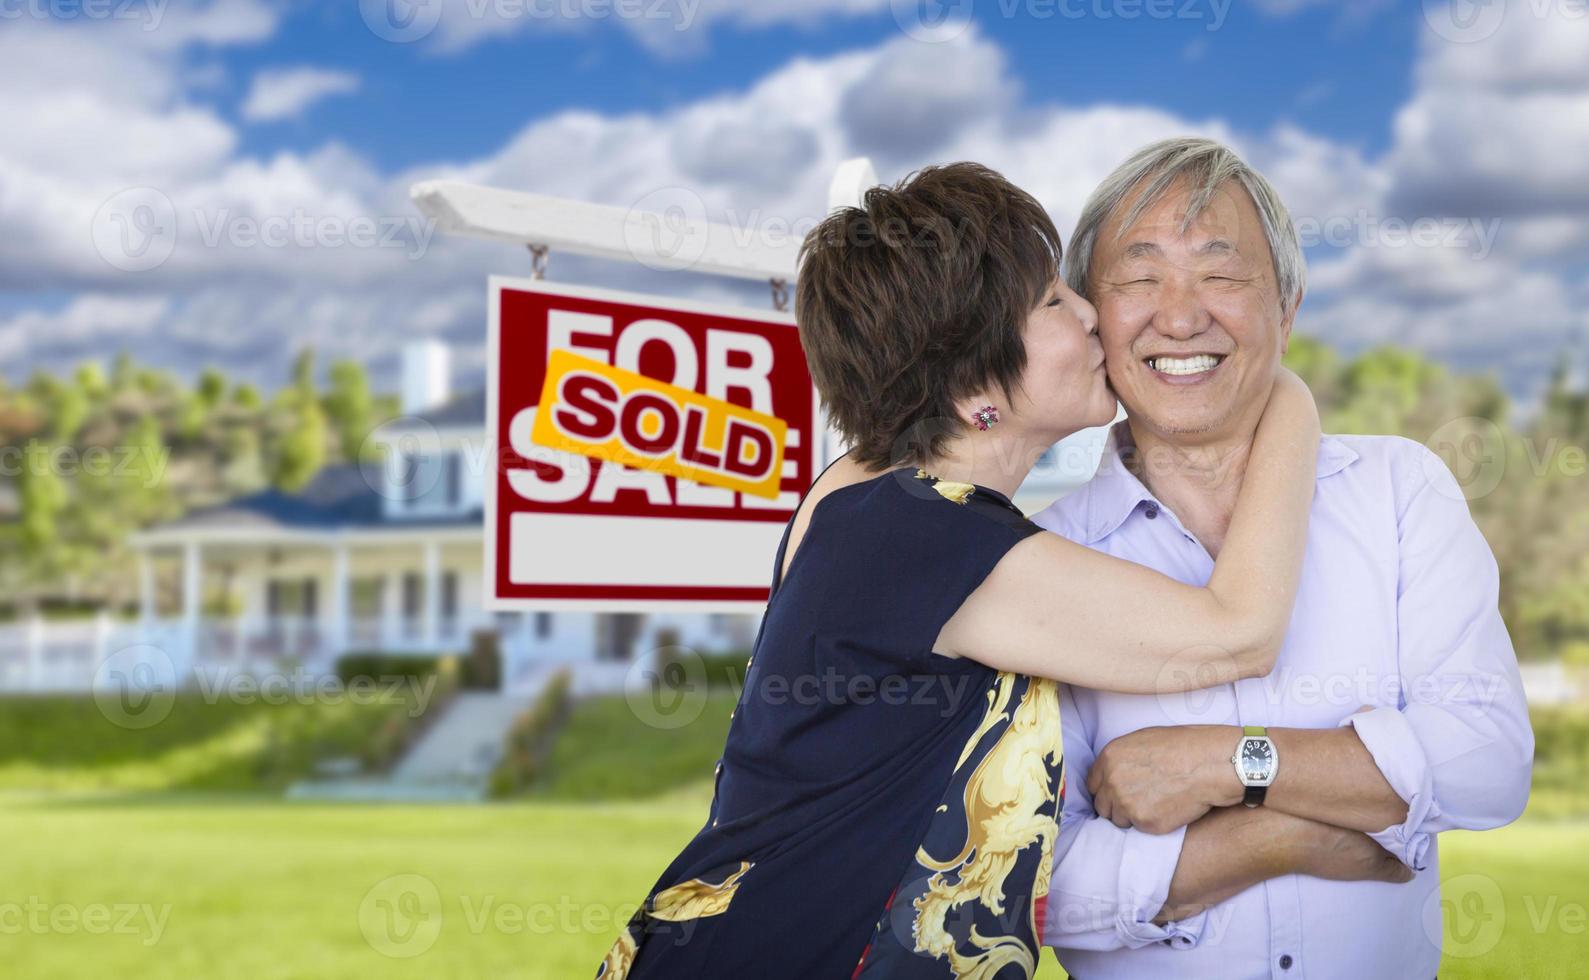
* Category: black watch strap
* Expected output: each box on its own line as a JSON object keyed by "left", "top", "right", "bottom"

{"left": 1240, "top": 725, "right": 1270, "bottom": 808}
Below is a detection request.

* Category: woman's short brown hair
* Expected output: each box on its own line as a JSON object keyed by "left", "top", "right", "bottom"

{"left": 795, "top": 162, "right": 1062, "bottom": 469}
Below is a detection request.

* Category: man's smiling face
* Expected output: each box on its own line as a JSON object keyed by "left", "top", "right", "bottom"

{"left": 1089, "top": 178, "right": 1297, "bottom": 444}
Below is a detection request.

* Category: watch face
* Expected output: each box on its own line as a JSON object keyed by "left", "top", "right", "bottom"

{"left": 1241, "top": 738, "right": 1274, "bottom": 781}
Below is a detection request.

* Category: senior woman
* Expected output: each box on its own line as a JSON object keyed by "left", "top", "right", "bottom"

{"left": 596, "top": 163, "right": 1320, "bottom": 979}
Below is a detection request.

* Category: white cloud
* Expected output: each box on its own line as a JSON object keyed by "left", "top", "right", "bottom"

{"left": 414, "top": 0, "right": 892, "bottom": 56}
{"left": 1283, "top": 3, "right": 1589, "bottom": 398}
{"left": 242, "top": 67, "right": 362, "bottom": 122}
{"left": 2, "top": 11, "right": 1584, "bottom": 405}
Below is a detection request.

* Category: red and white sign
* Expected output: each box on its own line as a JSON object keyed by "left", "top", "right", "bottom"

{"left": 486, "top": 277, "right": 822, "bottom": 611}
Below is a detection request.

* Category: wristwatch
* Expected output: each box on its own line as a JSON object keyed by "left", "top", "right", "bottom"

{"left": 1231, "top": 725, "right": 1278, "bottom": 807}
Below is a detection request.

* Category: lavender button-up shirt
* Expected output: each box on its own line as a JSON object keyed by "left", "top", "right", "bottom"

{"left": 1032, "top": 425, "right": 1534, "bottom": 980}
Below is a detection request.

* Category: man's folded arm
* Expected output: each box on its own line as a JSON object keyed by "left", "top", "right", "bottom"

{"left": 1332, "top": 444, "right": 1535, "bottom": 869}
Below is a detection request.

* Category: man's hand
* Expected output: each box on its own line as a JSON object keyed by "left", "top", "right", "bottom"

{"left": 1089, "top": 725, "right": 1243, "bottom": 835}
{"left": 1289, "top": 816, "right": 1417, "bottom": 884}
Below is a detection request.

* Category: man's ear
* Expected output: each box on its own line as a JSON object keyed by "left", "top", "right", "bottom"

{"left": 1279, "top": 289, "right": 1303, "bottom": 354}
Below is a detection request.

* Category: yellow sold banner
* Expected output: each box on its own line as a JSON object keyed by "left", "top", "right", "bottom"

{"left": 531, "top": 349, "right": 788, "bottom": 500}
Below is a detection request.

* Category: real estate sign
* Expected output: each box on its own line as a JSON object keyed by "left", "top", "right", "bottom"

{"left": 487, "top": 277, "right": 822, "bottom": 611}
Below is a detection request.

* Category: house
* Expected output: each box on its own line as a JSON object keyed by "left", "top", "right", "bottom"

{"left": 122, "top": 342, "right": 765, "bottom": 694}
{"left": 2, "top": 342, "right": 1107, "bottom": 694}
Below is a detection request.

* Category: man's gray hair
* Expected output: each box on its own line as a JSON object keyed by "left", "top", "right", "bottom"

{"left": 1066, "top": 137, "right": 1307, "bottom": 315}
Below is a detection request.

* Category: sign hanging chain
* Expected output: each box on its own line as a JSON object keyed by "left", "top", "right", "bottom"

{"left": 770, "top": 277, "right": 790, "bottom": 312}
{"left": 528, "top": 244, "right": 550, "bottom": 280}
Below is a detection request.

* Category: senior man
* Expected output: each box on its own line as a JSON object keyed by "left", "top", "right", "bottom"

{"left": 1035, "top": 138, "right": 1534, "bottom": 980}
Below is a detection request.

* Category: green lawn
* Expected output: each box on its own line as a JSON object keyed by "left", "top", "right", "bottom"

{"left": 0, "top": 794, "right": 1583, "bottom": 979}
{"left": 0, "top": 689, "right": 441, "bottom": 793}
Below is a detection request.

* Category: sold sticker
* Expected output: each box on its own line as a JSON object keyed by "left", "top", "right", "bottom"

{"left": 531, "top": 348, "right": 788, "bottom": 500}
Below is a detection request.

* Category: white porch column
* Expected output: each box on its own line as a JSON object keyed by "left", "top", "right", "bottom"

{"left": 137, "top": 548, "right": 155, "bottom": 625}
{"left": 330, "top": 541, "right": 351, "bottom": 656}
{"left": 182, "top": 541, "right": 201, "bottom": 661}
{"left": 25, "top": 616, "right": 44, "bottom": 692}
{"left": 422, "top": 539, "right": 441, "bottom": 648}
{"left": 383, "top": 564, "right": 402, "bottom": 648}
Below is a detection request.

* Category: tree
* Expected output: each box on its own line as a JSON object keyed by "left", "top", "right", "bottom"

{"left": 271, "top": 396, "right": 327, "bottom": 492}
{"left": 197, "top": 368, "right": 227, "bottom": 409}
{"left": 323, "top": 359, "right": 376, "bottom": 462}
{"left": 17, "top": 440, "right": 70, "bottom": 585}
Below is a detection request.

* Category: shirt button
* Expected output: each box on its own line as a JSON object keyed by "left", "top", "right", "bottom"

{"left": 1279, "top": 954, "right": 1294, "bottom": 969}
{"left": 1144, "top": 503, "right": 1159, "bottom": 520}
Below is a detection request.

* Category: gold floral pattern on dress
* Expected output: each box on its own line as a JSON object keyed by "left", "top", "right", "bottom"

{"left": 595, "top": 927, "right": 637, "bottom": 980}
{"left": 909, "top": 672, "right": 1063, "bottom": 979}
{"left": 650, "top": 861, "right": 754, "bottom": 921}
{"left": 916, "top": 469, "right": 976, "bottom": 505}
{"left": 594, "top": 861, "right": 754, "bottom": 979}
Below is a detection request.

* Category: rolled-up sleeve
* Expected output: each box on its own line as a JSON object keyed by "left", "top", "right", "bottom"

{"left": 1342, "top": 444, "right": 1535, "bottom": 869}
{"left": 1045, "top": 683, "right": 1208, "bottom": 951}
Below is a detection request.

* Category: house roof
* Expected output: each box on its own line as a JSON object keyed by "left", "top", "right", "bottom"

{"left": 386, "top": 390, "right": 487, "bottom": 431}
{"left": 150, "top": 463, "right": 481, "bottom": 534}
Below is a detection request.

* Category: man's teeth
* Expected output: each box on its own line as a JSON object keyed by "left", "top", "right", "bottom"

{"left": 1148, "top": 354, "right": 1222, "bottom": 376}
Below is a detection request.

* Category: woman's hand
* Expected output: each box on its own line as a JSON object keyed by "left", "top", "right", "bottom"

{"left": 1261, "top": 367, "right": 1322, "bottom": 451}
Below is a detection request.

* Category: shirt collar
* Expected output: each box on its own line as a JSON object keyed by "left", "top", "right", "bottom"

{"left": 1076, "top": 419, "right": 1360, "bottom": 546}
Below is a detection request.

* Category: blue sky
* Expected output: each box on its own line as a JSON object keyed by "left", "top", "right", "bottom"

{"left": 229, "top": 2, "right": 1415, "bottom": 167}
{"left": 1, "top": 0, "right": 1584, "bottom": 403}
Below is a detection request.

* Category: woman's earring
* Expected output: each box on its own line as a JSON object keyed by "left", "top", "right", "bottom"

{"left": 970, "top": 405, "right": 1000, "bottom": 431}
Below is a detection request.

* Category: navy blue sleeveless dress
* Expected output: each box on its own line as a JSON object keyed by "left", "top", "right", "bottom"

{"left": 597, "top": 467, "right": 1066, "bottom": 979}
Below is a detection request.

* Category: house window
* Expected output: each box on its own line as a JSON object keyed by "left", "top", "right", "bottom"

{"left": 265, "top": 578, "right": 317, "bottom": 618}
{"left": 441, "top": 571, "right": 458, "bottom": 619}
{"left": 402, "top": 572, "right": 422, "bottom": 619}
{"left": 350, "top": 578, "right": 383, "bottom": 618}
{"left": 535, "top": 612, "right": 552, "bottom": 639}
{"left": 445, "top": 453, "right": 461, "bottom": 507}
{"left": 402, "top": 451, "right": 420, "bottom": 506}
